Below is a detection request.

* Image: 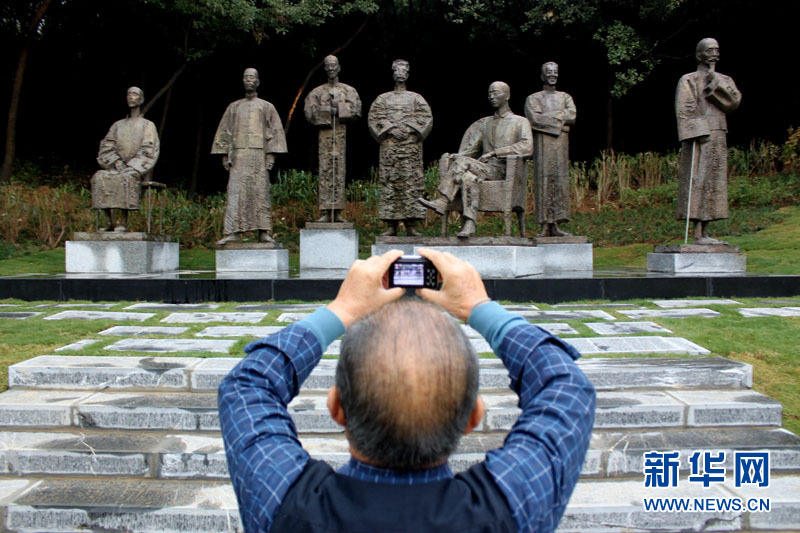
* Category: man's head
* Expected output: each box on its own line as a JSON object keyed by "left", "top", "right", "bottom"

{"left": 324, "top": 55, "right": 340, "bottom": 81}
{"left": 488, "top": 81, "right": 510, "bottom": 109}
{"left": 126, "top": 87, "right": 144, "bottom": 108}
{"left": 243, "top": 68, "right": 260, "bottom": 92}
{"left": 392, "top": 59, "right": 410, "bottom": 84}
{"left": 696, "top": 38, "right": 720, "bottom": 65}
{"left": 541, "top": 62, "right": 559, "bottom": 86}
{"left": 332, "top": 297, "right": 481, "bottom": 469}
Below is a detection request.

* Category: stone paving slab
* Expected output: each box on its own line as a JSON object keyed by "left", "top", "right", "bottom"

{"left": 653, "top": 298, "right": 742, "bottom": 308}
{"left": 0, "top": 311, "right": 43, "bottom": 319}
{"left": 594, "top": 427, "right": 800, "bottom": 477}
{"left": 668, "top": 389, "right": 782, "bottom": 427}
{"left": 195, "top": 326, "right": 284, "bottom": 338}
{"left": 43, "top": 310, "right": 155, "bottom": 321}
{"left": 236, "top": 303, "right": 323, "bottom": 311}
{"left": 618, "top": 308, "right": 721, "bottom": 319}
{"left": 99, "top": 325, "right": 190, "bottom": 336}
{"left": 73, "top": 391, "right": 219, "bottom": 431}
{"left": 10, "top": 355, "right": 201, "bottom": 390}
{"left": 5, "top": 478, "right": 240, "bottom": 532}
{"left": 584, "top": 321, "right": 672, "bottom": 335}
{"left": 0, "top": 390, "right": 94, "bottom": 427}
{"left": 0, "top": 304, "right": 19, "bottom": 307}
{"left": 54, "top": 339, "right": 100, "bottom": 352}
{"left": 738, "top": 307, "right": 800, "bottom": 317}
{"left": 103, "top": 338, "right": 237, "bottom": 354}
{"left": 125, "top": 303, "right": 221, "bottom": 311}
{"left": 566, "top": 336, "right": 709, "bottom": 355}
{"left": 276, "top": 312, "right": 312, "bottom": 323}
{"left": 30, "top": 303, "right": 116, "bottom": 309}
{"left": 161, "top": 312, "right": 267, "bottom": 324}
{"left": 515, "top": 310, "right": 617, "bottom": 321}
{"left": 501, "top": 304, "right": 540, "bottom": 311}
{"left": 8, "top": 355, "right": 753, "bottom": 392}
{"left": 531, "top": 323, "right": 579, "bottom": 335}
{"left": 552, "top": 303, "right": 639, "bottom": 308}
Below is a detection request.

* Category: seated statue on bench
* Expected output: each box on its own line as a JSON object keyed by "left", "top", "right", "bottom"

{"left": 418, "top": 82, "right": 532, "bottom": 237}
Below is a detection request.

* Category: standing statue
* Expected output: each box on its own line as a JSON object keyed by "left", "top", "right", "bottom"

{"left": 368, "top": 59, "right": 433, "bottom": 236}
{"left": 525, "top": 62, "right": 576, "bottom": 237}
{"left": 675, "top": 38, "right": 741, "bottom": 244}
{"left": 419, "top": 82, "right": 533, "bottom": 237}
{"left": 91, "top": 87, "right": 160, "bottom": 232}
{"left": 304, "top": 55, "right": 362, "bottom": 223}
{"left": 212, "top": 68, "right": 287, "bottom": 245}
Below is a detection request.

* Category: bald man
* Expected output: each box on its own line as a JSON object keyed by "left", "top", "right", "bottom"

{"left": 419, "top": 82, "right": 532, "bottom": 237}
{"left": 219, "top": 249, "right": 595, "bottom": 532}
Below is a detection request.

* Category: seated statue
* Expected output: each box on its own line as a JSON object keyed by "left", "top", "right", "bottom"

{"left": 418, "top": 82, "right": 532, "bottom": 237}
{"left": 91, "top": 87, "right": 160, "bottom": 232}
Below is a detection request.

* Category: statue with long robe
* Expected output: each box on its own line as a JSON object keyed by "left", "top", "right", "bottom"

{"left": 212, "top": 68, "right": 287, "bottom": 245}
{"left": 304, "top": 55, "right": 361, "bottom": 223}
{"left": 675, "top": 38, "right": 741, "bottom": 244}
{"left": 525, "top": 62, "right": 576, "bottom": 237}
{"left": 91, "top": 86, "right": 159, "bottom": 232}
{"left": 368, "top": 59, "right": 432, "bottom": 236}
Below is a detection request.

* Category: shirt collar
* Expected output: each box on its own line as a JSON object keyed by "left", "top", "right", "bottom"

{"left": 494, "top": 109, "right": 512, "bottom": 119}
{"left": 337, "top": 457, "right": 454, "bottom": 485}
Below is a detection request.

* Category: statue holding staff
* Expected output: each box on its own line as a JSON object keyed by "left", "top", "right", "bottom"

{"left": 675, "top": 38, "right": 741, "bottom": 244}
{"left": 304, "top": 55, "right": 362, "bottom": 223}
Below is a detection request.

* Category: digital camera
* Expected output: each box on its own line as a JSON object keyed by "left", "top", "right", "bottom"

{"left": 388, "top": 255, "right": 439, "bottom": 289}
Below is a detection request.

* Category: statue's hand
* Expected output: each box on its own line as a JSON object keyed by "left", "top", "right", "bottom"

{"left": 391, "top": 128, "right": 409, "bottom": 140}
{"left": 114, "top": 160, "right": 127, "bottom": 172}
{"left": 265, "top": 154, "right": 275, "bottom": 171}
{"left": 698, "top": 134, "right": 711, "bottom": 145}
{"left": 222, "top": 156, "right": 232, "bottom": 171}
{"left": 478, "top": 151, "right": 495, "bottom": 163}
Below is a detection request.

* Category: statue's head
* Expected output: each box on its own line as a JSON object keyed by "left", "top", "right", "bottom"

{"left": 324, "top": 55, "right": 340, "bottom": 80}
{"left": 126, "top": 87, "right": 144, "bottom": 108}
{"left": 488, "top": 81, "right": 510, "bottom": 109}
{"left": 392, "top": 59, "right": 410, "bottom": 84}
{"left": 541, "top": 62, "right": 559, "bottom": 86}
{"left": 242, "top": 68, "right": 260, "bottom": 92}
{"left": 695, "top": 38, "right": 719, "bottom": 65}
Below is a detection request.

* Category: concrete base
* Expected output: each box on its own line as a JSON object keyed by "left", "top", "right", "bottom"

{"left": 647, "top": 252, "right": 746, "bottom": 274}
{"left": 371, "top": 242, "right": 418, "bottom": 256}
{"left": 300, "top": 229, "right": 358, "bottom": 270}
{"left": 65, "top": 238, "right": 178, "bottom": 274}
{"left": 215, "top": 249, "right": 289, "bottom": 272}
{"left": 538, "top": 243, "right": 593, "bottom": 271}
{"left": 410, "top": 245, "right": 543, "bottom": 278}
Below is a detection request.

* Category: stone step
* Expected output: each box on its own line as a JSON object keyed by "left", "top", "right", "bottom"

{"left": 8, "top": 355, "right": 752, "bottom": 393}
{"left": 2, "top": 475, "right": 798, "bottom": 532}
{"left": 0, "top": 427, "right": 797, "bottom": 480}
{"left": 0, "top": 388, "right": 781, "bottom": 434}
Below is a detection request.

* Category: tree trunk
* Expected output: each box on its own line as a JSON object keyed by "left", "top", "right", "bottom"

{"left": 1, "top": 0, "right": 54, "bottom": 184}
{"left": 189, "top": 102, "right": 203, "bottom": 196}
{"left": 606, "top": 96, "right": 614, "bottom": 151}
{"left": 142, "top": 62, "right": 188, "bottom": 117}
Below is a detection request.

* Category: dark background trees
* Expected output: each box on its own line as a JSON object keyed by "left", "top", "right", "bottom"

{"left": 1, "top": 0, "right": 797, "bottom": 193}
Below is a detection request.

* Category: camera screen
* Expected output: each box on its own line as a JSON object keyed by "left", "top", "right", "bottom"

{"left": 392, "top": 263, "right": 425, "bottom": 286}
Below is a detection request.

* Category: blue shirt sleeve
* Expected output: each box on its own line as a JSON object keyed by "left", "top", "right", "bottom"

{"left": 470, "top": 303, "right": 596, "bottom": 533}
{"left": 217, "top": 306, "right": 343, "bottom": 533}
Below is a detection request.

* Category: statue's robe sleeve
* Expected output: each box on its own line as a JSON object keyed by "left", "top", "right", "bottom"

{"left": 211, "top": 102, "right": 236, "bottom": 156}
{"left": 261, "top": 101, "right": 287, "bottom": 154}
{"left": 457, "top": 117, "right": 490, "bottom": 158}
{"left": 125, "top": 120, "right": 160, "bottom": 176}
{"left": 97, "top": 122, "right": 123, "bottom": 170}
{"left": 405, "top": 93, "right": 433, "bottom": 140}
{"left": 367, "top": 94, "right": 392, "bottom": 141}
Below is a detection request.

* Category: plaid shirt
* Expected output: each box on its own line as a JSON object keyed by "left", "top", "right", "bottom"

{"left": 218, "top": 304, "right": 596, "bottom": 533}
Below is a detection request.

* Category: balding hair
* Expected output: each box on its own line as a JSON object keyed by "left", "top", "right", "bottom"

{"left": 336, "top": 298, "right": 478, "bottom": 469}
{"left": 696, "top": 38, "right": 718, "bottom": 60}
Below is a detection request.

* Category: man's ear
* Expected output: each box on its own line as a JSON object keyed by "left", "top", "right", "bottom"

{"left": 463, "top": 395, "right": 485, "bottom": 435}
{"left": 327, "top": 386, "right": 346, "bottom": 427}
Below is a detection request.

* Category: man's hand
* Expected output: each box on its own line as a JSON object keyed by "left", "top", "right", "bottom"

{"left": 415, "top": 248, "right": 488, "bottom": 322}
{"left": 327, "top": 249, "right": 406, "bottom": 328}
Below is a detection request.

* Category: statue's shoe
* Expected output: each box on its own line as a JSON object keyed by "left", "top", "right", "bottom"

{"left": 258, "top": 231, "right": 275, "bottom": 244}
{"left": 457, "top": 219, "right": 476, "bottom": 238}
{"left": 114, "top": 225, "right": 127, "bottom": 232}
{"left": 694, "top": 236, "right": 728, "bottom": 245}
{"left": 216, "top": 234, "right": 241, "bottom": 245}
{"left": 418, "top": 197, "right": 447, "bottom": 215}
{"left": 316, "top": 213, "right": 331, "bottom": 223}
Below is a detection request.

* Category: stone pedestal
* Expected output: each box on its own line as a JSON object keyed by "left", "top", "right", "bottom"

{"left": 372, "top": 236, "right": 542, "bottom": 278}
{"left": 300, "top": 223, "right": 358, "bottom": 270}
{"left": 215, "top": 242, "right": 288, "bottom": 272}
{"left": 647, "top": 244, "right": 746, "bottom": 274}
{"left": 533, "top": 236, "right": 593, "bottom": 271}
{"left": 66, "top": 232, "right": 178, "bottom": 274}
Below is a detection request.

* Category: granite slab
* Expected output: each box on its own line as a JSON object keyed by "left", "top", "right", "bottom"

{"left": 160, "top": 312, "right": 267, "bottom": 324}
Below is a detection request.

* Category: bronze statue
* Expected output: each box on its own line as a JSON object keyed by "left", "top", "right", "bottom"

{"left": 368, "top": 59, "right": 433, "bottom": 236}
{"left": 525, "top": 62, "right": 576, "bottom": 237}
{"left": 675, "top": 38, "right": 741, "bottom": 244}
{"left": 212, "top": 68, "right": 287, "bottom": 245}
{"left": 91, "top": 87, "right": 160, "bottom": 232}
{"left": 304, "top": 55, "right": 362, "bottom": 223}
{"left": 419, "top": 82, "right": 532, "bottom": 237}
